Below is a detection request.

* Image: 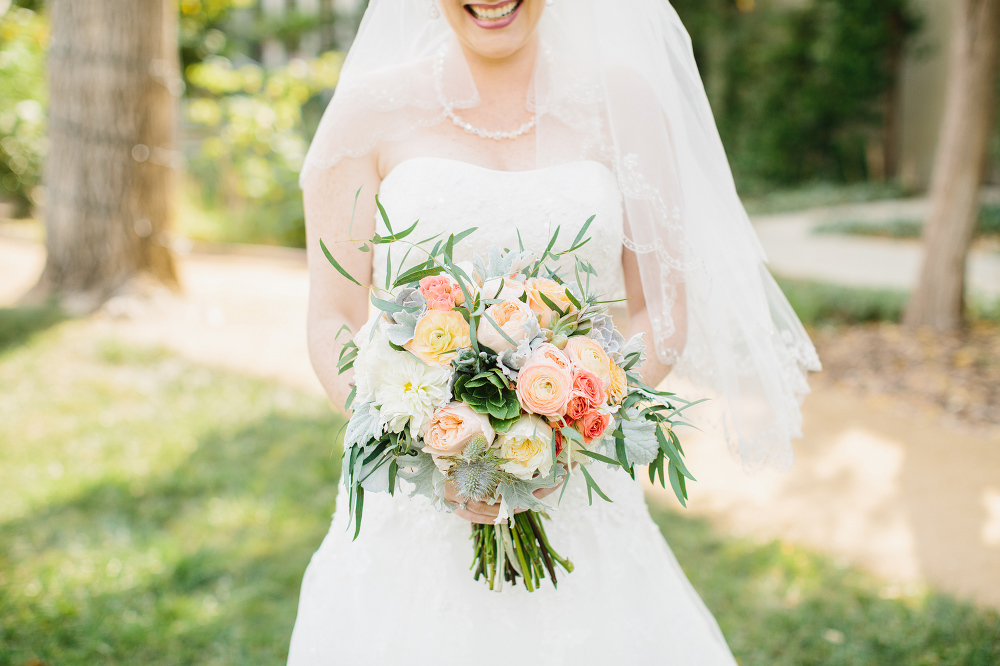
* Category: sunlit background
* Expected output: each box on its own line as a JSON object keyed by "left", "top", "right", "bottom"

{"left": 1, "top": 0, "right": 999, "bottom": 663}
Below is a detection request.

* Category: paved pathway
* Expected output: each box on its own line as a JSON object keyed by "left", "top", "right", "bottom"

{"left": 753, "top": 196, "right": 1000, "bottom": 299}
{"left": 3, "top": 210, "right": 999, "bottom": 609}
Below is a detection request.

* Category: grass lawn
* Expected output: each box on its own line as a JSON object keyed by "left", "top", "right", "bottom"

{"left": 1, "top": 310, "right": 998, "bottom": 665}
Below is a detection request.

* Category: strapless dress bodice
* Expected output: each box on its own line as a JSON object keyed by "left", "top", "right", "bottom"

{"left": 372, "top": 157, "right": 626, "bottom": 300}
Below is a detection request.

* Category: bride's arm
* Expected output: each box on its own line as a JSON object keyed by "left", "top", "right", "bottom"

{"left": 622, "top": 246, "right": 687, "bottom": 387}
{"left": 303, "top": 155, "right": 381, "bottom": 410}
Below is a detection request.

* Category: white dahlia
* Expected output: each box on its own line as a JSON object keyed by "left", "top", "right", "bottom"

{"left": 375, "top": 352, "right": 452, "bottom": 438}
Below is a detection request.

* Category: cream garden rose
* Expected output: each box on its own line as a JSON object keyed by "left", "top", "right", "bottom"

{"left": 406, "top": 310, "right": 471, "bottom": 365}
{"left": 564, "top": 336, "right": 612, "bottom": 390}
{"left": 608, "top": 361, "right": 628, "bottom": 404}
{"left": 481, "top": 276, "right": 526, "bottom": 302}
{"left": 423, "top": 402, "right": 495, "bottom": 457}
{"left": 477, "top": 299, "right": 536, "bottom": 353}
{"left": 497, "top": 414, "right": 554, "bottom": 480}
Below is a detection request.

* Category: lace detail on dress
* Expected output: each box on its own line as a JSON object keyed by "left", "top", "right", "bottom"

{"left": 372, "top": 158, "right": 628, "bottom": 302}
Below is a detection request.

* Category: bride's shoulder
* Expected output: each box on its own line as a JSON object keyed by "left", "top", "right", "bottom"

{"left": 334, "top": 54, "right": 439, "bottom": 109}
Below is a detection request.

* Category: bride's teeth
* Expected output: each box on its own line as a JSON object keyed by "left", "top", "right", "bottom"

{"left": 469, "top": 1, "right": 518, "bottom": 21}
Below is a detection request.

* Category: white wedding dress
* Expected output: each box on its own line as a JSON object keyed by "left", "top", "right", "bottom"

{"left": 288, "top": 157, "right": 738, "bottom": 665}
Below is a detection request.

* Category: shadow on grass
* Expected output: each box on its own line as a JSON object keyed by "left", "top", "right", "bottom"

{"left": 648, "top": 504, "right": 1000, "bottom": 666}
{"left": 0, "top": 305, "right": 66, "bottom": 355}
{"left": 0, "top": 412, "right": 342, "bottom": 665}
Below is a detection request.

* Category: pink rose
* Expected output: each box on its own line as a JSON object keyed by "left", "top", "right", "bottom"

{"left": 419, "top": 276, "right": 463, "bottom": 311}
{"left": 576, "top": 410, "right": 610, "bottom": 443}
{"left": 571, "top": 369, "right": 607, "bottom": 408}
{"left": 516, "top": 357, "right": 573, "bottom": 418}
{"left": 564, "top": 336, "right": 612, "bottom": 391}
{"left": 422, "top": 402, "right": 495, "bottom": 457}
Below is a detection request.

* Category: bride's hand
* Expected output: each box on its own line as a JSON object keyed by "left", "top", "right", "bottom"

{"left": 445, "top": 479, "right": 566, "bottom": 525}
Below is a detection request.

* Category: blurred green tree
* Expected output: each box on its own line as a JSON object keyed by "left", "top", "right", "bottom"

{"left": 672, "top": 0, "right": 921, "bottom": 191}
{"left": 0, "top": 3, "right": 47, "bottom": 217}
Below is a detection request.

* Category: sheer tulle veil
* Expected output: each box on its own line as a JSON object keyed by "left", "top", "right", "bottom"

{"left": 300, "top": 0, "right": 822, "bottom": 470}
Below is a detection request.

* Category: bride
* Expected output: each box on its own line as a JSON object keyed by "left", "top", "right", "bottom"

{"left": 288, "top": 0, "right": 819, "bottom": 663}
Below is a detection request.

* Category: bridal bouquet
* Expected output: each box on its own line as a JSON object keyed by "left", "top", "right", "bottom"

{"left": 324, "top": 197, "right": 697, "bottom": 592}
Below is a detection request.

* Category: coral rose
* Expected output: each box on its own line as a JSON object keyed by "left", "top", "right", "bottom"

{"left": 406, "top": 310, "right": 471, "bottom": 365}
{"left": 478, "top": 299, "right": 536, "bottom": 353}
{"left": 419, "top": 275, "right": 463, "bottom": 311}
{"left": 576, "top": 409, "right": 611, "bottom": 443}
{"left": 564, "top": 336, "right": 612, "bottom": 390}
{"left": 422, "top": 402, "right": 495, "bottom": 457}
{"left": 524, "top": 277, "right": 575, "bottom": 328}
{"left": 516, "top": 357, "right": 572, "bottom": 418}
{"left": 565, "top": 392, "right": 591, "bottom": 421}
{"left": 608, "top": 361, "right": 628, "bottom": 404}
{"left": 572, "top": 368, "right": 607, "bottom": 407}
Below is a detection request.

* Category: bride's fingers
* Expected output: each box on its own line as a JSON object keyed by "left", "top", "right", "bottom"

{"left": 454, "top": 509, "right": 506, "bottom": 525}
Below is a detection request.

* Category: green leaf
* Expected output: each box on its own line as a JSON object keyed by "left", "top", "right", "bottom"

{"left": 668, "top": 462, "right": 687, "bottom": 507}
{"left": 320, "top": 239, "right": 363, "bottom": 286}
{"left": 537, "top": 291, "right": 567, "bottom": 318}
{"left": 344, "top": 385, "right": 356, "bottom": 412}
{"left": 579, "top": 465, "right": 612, "bottom": 505}
{"left": 574, "top": 449, "right": 622, "bottom": 467}
{"left": 569, "top": 214, "right": 596, "bottom": 250}
{"left": 393, "top": 264, "right": 444, "bottom": 288}
{"left": 375, "top": 194, "right": 393, "bottom": 234}
{"left": 352, "top": 486, "right": 365, "bottom": 540}
{"left": 564, "top": 287, "right": 582, "bottom": 309}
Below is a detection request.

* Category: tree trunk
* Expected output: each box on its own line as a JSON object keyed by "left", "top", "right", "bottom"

{"left": 32, "top": 0, "right": 180, "bottom": 312}
{"left": 904, "top": 0, "right": 1000, "bottom": 332}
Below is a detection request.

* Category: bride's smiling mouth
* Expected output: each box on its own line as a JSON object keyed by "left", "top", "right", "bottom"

{"left": 463, "top": 0, "right": 523, "bottom": 30}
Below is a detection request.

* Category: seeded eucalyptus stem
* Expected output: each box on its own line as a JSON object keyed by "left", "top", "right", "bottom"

{"left": 470, "top": 511, "right": 573, "bottom": 592}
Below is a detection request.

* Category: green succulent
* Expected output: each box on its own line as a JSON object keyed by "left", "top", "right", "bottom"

{"left": 445, "top": 435, "right": 515, "bottom": 503}
{"left": 452, "top": 347, "right": 495, "bottom": 376}
{"left": 452, "top": 368, "right": 521, "bottom": 422}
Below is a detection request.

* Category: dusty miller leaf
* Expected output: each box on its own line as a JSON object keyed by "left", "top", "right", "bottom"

{"left": 344, "top": 402, "right": 383, "bottom": 450}
{"left": 621, "top": 414, "right": 659, "bottom": 466}
{"left": 494, "top": 462, "right": 566, "bottom": 523}
{"left": 397, "top": 453, "right": 453, "bottom": 511}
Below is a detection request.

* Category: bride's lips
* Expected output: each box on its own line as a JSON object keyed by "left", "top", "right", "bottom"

{"left": 463, "top": 0, "right": 523, "bottom": 30}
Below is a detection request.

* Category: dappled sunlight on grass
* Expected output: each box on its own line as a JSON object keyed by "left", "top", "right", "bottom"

{"left": 651, "top": 505, "right": 1000, "bottom": 665}
{"left": 0, "top": 321, "right": 342, "bottom": 663}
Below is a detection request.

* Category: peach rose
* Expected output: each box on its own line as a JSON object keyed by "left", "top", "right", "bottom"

{"left": 529, "top": 342, "right": 572, "bottom": 374}
{"left": 608, "top": 361, "right": 628, "bottom": 404}
{"left": 524, "top": 277, "right": 576, "bottom": 328}
{"left": 477, "top": 299, "right": 536, "bottom": 354}
{"left": 576, "top": 409, "right": 611, "bottom": 443}
{"left": 564, "top": 336, "right": 612, "bottom": 390}
{"left": 419, "top": 275, "right": 463, "bottom": 311}
{"left": 406, "top": 310, "right": 471, "bottom": 365}
{"left": 422, "top": 402, "right": 495, "bottom": 457}
{"left": 572, "top": 368, "right": 607, "bottom": 407}
{"left": 516, "top": 357, "right": 572, "bottom": 418}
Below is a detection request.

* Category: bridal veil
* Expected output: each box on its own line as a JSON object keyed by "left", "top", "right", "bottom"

{"left": 300, "top": 0, "right": 822, "bottom": 470}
